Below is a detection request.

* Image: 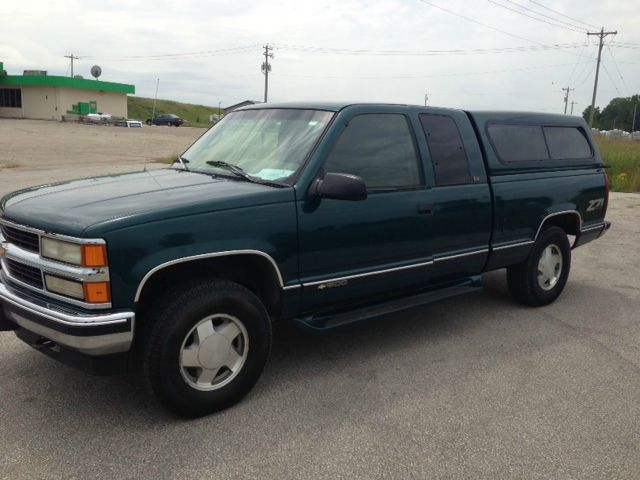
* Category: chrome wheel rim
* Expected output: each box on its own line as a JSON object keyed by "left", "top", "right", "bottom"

{"left": 179, "top": 314, "right": 249, "bottom": 391}
{"left": 537, "top": 244, "right": 563, "bottom": 291}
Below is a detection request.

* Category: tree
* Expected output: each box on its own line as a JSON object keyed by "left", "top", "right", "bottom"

{"left": 583, "top": 95, "right": 640, "bottom": 131}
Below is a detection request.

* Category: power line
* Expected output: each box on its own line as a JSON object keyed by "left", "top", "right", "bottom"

{"left": 605, "top": 44, "right": 631, "bottom": 94}
{"left": 487, "top": 0, "right": 587, "bottom": 33}
{"left": 601, "top": 62, "right": 621, "bottom": 95}
{"left": 416, "top": 0, "right": 545, "bottom": 46}
{"left": 82, "top": 45, "right": 260, "bottom": 61}
{"left": 275, "top": 42, "right": 588, "bottom": 56}
{"left": 502, "top": 0, "right": 589, "bottom": 31}
{"left": 567, "top": 42, "right": 587, "bottom": 85}
{"left": 275, "top": 60, "right": 591, "bottom": 80}
{"left": 528, "top": 0, "right": 599, "bottom": 29}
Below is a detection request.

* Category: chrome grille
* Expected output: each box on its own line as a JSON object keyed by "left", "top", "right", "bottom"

{"left": 6, "top": 259, "right": 44, "bottom": 289}
{"left": 1, "top": 224, "right": 40, "bottom": 253}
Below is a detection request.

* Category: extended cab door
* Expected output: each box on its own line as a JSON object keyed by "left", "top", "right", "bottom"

{"left": 296, "top": 107, "right": 438, "bottom": 311}
{"left": 414, "top": 110, "right": 491, "bottom": 279}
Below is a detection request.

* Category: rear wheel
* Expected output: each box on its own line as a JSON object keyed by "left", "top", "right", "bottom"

{"left": 507, "top": 226, "right": 571, "bottom": 306}
{"left": 142, "top": 280, "right": 271, "bottom": 417}
{"left": 145, "top": 119, "right": 152, "bottom": 125}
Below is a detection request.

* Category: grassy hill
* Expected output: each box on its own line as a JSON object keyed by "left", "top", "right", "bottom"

{"left": 127, "top": 96, "right": 221, "bottom": 127}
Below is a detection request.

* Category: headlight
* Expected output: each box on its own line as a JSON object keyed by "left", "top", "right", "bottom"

{"left": 41, "top": 238, "right": 107, "bottom": 267}
{"left": 41, "top": 238, "right": 82, "bottom": 265}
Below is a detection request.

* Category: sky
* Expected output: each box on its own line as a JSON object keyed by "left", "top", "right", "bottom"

{"left": 1, "top": 0, "right": 638, "bottom": 114}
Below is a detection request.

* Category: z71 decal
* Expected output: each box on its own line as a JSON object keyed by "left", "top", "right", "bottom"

{"left": 586, "top": 198, "right": 605, "bottom": 212}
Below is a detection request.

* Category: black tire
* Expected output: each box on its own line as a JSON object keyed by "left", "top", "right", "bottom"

{"left": 141, "top": 280, "right": 271, "bottom": 417}
{"left": 507, "top": 226, "right": 571, "bottom": 307}
{"left": 145, "top": 119, "right": 152, "bottom": 125}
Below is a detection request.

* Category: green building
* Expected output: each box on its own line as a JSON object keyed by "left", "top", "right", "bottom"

{"left": 0, "top": 61, "right": 135, "bottom": 120}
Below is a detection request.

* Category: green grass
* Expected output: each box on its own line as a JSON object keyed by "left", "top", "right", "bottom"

{"left": 594, "top": 137, "right": 640, "bottom": 192}
{"left": 127, "top": 96, "right": 221, "bottom": 127}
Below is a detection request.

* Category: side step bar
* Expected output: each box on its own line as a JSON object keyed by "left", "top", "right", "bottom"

{"left": 294, "top": 276, "right": 482, "bottom": 332}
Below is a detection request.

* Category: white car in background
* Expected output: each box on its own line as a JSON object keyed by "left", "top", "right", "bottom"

{"left": 86, "top": 112, "right": 112, "bottom": 121}
{"left": 115, "top": 119, "right": 143, "bottom": 128}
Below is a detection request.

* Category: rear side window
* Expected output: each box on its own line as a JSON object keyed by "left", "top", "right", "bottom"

{"left": 324, "top": 114, "right": 422, "bottom": 189}
{"left": 487, "top": 124, "right": 548, "bottom": 162}
{"left": 544, "top": 127, "right": 592, "bottom": 159}
{"left": 419, "top": 114, "right": 471, "bottom": 186}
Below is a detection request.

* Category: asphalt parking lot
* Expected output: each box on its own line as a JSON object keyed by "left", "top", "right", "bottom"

{"left": 1, "top": 119, "right": 639, "bottom": 479}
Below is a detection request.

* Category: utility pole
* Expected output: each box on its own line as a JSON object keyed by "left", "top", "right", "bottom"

{"left": 424, "top": 93, "right": 429, "bottom": 106}
{"left": 570, "top": 101, "right": 577, "bottom": 115}
{"left": 562, "top": 86, "right": 574, "bottom": 115}
{"left": 587, "top": 27, "right": 617, "bottom": 127}
{"left": 64, "top": 53, "right": 80, "bottom": 77}
{"left": 632, "top": 98, "right": 638, "bottom": 133}
{"left": 261, "top": 44, "right": 274, "bottom": 103}
{"left": 151, "top": 78, "right": 160, "bottom": 122}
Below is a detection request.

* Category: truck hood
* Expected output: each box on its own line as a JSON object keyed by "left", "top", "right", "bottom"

{"left": 0, "top": 169, "right": 294, "bottom": 236}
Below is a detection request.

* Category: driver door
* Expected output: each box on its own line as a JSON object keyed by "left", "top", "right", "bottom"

{"left": 296, "top": 109, "right": 437, "bottom": 311}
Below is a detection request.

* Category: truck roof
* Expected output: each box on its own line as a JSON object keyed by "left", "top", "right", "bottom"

{"left": 237, "top": 102, "right": 585, "bottom": 125}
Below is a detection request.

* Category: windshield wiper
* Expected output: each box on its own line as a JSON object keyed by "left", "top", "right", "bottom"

{"left": 205, "top": 161, "right": 286, "bottom": 188}
{"left": 175, "top": 156, "right": 190, "bottom": 171}
{"left": 206, "top": 160, "right": 252, "bottom": 181}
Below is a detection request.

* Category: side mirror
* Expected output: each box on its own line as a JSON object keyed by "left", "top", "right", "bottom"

{"left": 312, "top": 172, "right": 367, "bottom": 201}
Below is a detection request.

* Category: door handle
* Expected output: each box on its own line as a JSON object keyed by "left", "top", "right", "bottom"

{"left": 417, "top": 205, "right": 433, "bottom": 215}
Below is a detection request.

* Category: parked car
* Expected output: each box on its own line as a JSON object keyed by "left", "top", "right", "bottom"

{"left": 115, "top": 119, "right": 143, "bottom": 128}
{"left": 146, "top": 114, "right": 184, "bottom": 126}
{"left": 0, "top": 102, "right": 611, "bottom": 417}
{"left": 86, "top": 112, "right": 112, "bottom": 121}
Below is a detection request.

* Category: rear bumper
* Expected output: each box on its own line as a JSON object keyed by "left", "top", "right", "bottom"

{"left": 573, "top": 221, "right": 611, "bottom": 248}
{"left": 0, "top": 274, "right": 134, "bottom": 356}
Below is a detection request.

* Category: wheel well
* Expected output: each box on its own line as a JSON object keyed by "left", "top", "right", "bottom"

{"left": 136, "top": 255, "right": 283, "bottom": 321}
{"left": 538, "top": 212, "right": 581, "bottom": 238}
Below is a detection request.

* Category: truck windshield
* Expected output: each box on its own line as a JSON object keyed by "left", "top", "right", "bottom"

{"left": 180, "top": 108, "right": 334, "bottom": 184}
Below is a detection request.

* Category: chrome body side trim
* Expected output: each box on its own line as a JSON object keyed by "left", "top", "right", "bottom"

{"left": 580, "top": 222, "right": 606, "bottom": 233}
{"left": 302, "top": 259, "right": 435, "bottom": 288}
{"left": 134, "top": 250, "right": 286, "bottom": 302}
{"left": 434, "top": 248, "right": 489, "bottom": 262}
{"left": 301, "top": 248, "right": 490, "bottom": 288}
{"left": 282, "top": 284, "right": 302, "bottom": 291}
{"left": 534, "top": 210, "right": 582, "bottom": 240}
{"left": 492, "top": 240, "right": 535, "bottom": 251}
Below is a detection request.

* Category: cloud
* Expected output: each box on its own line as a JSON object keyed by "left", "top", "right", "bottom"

{"left": 1, "top": 0, "right": 638, "bottom": 112}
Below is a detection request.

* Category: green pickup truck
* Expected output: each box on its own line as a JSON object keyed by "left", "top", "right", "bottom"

{"left": 0, "top": 102, "right": 611, "bottom": 416}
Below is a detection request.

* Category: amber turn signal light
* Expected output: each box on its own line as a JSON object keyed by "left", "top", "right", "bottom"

{"left": 82, "top": 244, "right": 108, "bottom": 268}
{"left": 84, "top": 282, "right": 111, "bottom": 303}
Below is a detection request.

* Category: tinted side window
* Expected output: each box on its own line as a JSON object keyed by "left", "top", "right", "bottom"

{"left": 419, "top": 114, "right": 471, "bottom": 186}
{"left": 487, "top": 124, "right": 549, "bottom": 162}
{"left": 324, "top": 114, "right": 421, "bottom": 189}
{"left": 544, "top": 127, "right": 592, "bottom": 159}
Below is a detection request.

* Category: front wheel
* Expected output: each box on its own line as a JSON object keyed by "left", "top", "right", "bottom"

{"left": 142, "top": 280, "right": 271, "bottom": 417}
{"left": 507, "top": 226, "right": 571, "bottom": 306}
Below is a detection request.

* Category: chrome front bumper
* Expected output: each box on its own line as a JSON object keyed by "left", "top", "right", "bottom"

{"left": 0, "top": 275, "right": 134, "bottom": 355}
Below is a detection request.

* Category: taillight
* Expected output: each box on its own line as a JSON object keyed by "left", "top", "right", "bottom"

{"left": 603, "top": 169, "right": 610, "bottom": 212}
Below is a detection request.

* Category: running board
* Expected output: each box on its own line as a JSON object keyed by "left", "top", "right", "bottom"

{"left": 294, "top": 276, "right": 482, "bottom": 332}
